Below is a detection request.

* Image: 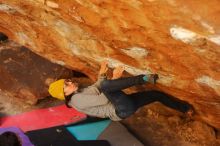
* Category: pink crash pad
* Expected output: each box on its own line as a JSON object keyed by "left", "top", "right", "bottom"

{"left": 0, "top": 105, "right": 86, "bottom": 132}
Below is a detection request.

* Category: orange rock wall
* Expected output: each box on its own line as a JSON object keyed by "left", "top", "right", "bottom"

{"left": 0, "top": 0, "right": 220, "bottom": 128}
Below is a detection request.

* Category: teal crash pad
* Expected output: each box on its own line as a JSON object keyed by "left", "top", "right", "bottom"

{"left": 66, "top": 120, "right": 111, "bottom": 140}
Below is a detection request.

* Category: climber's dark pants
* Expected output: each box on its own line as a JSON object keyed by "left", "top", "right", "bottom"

{"left": 100, "top": 75, "right": 191, "bottom": 119}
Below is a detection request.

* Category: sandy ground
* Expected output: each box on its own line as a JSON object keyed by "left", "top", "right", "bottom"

{"left": 1, "top": 91, "right": 220, "bottom": 146}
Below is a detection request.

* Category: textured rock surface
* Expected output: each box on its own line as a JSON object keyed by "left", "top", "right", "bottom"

{"left": 0, "top": 41, "right": 73, "bottom": 104}
{"left": 123, "top": 104, "right": 220, "bottom": 146}
{"left": 0, "top": 0, "right": 220, "bottom": 128}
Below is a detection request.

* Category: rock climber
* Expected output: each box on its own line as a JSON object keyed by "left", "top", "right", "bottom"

{"left": 48, "top": 61, "right": 194, "bottom": 121}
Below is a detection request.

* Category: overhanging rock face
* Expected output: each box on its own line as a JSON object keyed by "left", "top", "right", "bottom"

{"left": 0, "top": 0, "right": 220, "bottom": 128}
{"left": 0, "top": 41, "right": 73, "bottom": 104}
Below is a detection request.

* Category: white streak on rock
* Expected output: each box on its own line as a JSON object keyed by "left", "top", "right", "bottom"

{"left": 50, "top": 59, "right": 65, "bottom": 66}
{"left": 0, "top": 3, "right": 25, "bottom": 15}
{"left": 170, "top": 25, "right": 220, "bottom": 46}
{"left": 196, "top": 76, "right": 220, "bottom": 88}
{"left": 208, "top": 35, "right": 220, "bottom": 45}
{"left": 121, "top": 47, "right": 149, "bottom": 59}
{"left": 170, "top": 26, "right": 199, "bottom": 44}
{"left": 0, "top": 4, "right": 16, "bottom": 13}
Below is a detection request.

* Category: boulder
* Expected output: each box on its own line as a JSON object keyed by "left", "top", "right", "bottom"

{"left": 0, "top": 41, "right": 72, "bottom": 104}
{"left": 0, "top": 0, "right": 219, "bottom": 128}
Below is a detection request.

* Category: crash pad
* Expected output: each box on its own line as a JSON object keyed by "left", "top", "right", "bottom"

{"left": 98, "top": 122, "right": 144, "bottom": 146}
{"left": 66, "top": 119, "right": 111, "bottom": 140}
{"left": 26, "top": 125, "right": 111, "bottom": 146}
{"left": 0, "top": 105, "right": 86, "bottom": 132}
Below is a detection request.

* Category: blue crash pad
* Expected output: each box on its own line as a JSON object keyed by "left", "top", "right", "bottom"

{"left": 66, "top": 119, "right": 111, "bottom": 140}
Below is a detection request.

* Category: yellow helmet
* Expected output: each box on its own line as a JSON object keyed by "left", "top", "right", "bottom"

{"left": 48, "top": 79, "right": 65, "bottom": 100}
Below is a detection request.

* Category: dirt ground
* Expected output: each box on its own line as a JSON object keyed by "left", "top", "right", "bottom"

{"left": 1, "top": 91, "right": 220, "bottom": 146}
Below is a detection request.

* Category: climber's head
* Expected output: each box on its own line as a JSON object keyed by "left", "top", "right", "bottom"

{"left": 64, "top": 79, "right": 79, "bottom": 96}
{"left": 48, "top": 79, "right": 78, "bottom": 100}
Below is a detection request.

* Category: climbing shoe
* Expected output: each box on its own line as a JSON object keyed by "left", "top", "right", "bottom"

{"left": 143, "top": 74, "right": 159, "bottom": 84}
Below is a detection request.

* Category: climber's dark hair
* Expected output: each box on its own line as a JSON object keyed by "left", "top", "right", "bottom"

{"left": 0, "top": 131, "right": 21, "bottom": 146}
{"left": 64, "top": 93, "right": 73, "bottom": 108}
